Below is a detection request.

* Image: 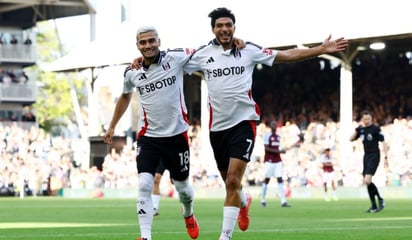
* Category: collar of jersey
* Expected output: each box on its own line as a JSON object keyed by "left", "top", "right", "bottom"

{"left": 142, "top": 51, "right": 166, "bottom": 69}
{"left": 210, "top": 38, "right": 239, "bottom": 57}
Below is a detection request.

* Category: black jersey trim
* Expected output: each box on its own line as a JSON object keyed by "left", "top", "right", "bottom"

{"left": 124, "top": 66, "right": 132, "bottom": 77}
{"left": 246, "top": 41, "right": 263, "bottom": 49}
{"left": 167, "top": 48, "right": 185, "bottom": 52}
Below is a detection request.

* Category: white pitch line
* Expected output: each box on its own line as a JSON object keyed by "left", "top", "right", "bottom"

{"left": 1, "top": 225, "right": 411, "bottom": 239}
{"left": 0, "top": 222, "right": 134, "bottom": 229}
{"left": 333, "top": 216, "right": 412, "bottom": 222}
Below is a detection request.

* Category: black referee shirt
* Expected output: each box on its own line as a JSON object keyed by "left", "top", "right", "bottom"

{"left": 356, "top": 125, "right": 384, "bottom": 153}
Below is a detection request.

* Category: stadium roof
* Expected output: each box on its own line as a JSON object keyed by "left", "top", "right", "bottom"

{"left": 42, "top": 35, "right": 136, "bottom": 73}
{"left": 2, "top": 0, "right": 411, "bottom": 72}
{"left": 45, "top": 0, "right": 412, "bottom": 72}
{"left": 0, "top": 0, "right": 95, "bottom": 29}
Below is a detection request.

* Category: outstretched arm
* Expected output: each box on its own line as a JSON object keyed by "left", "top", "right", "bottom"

{"left": 274, "top": 35, "right": 348, "bottom": 64}
{"left": 104, "top": 93, "right": 132, "bottom": 144}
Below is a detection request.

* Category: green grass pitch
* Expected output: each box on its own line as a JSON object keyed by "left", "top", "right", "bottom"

{"left": 0, "top": 197, "right": 411, "bottom": 240}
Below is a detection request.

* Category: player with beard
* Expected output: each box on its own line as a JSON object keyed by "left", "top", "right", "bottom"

{"left": 104, "top": 26, "right": 199, "bottom": 240}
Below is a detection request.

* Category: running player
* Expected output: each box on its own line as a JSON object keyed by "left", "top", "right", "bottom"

{"left": 184, "top": 7, "right": 348, "bottom": 240}
{"left": 104, "top": 26, "right": 199, "bottom": 240}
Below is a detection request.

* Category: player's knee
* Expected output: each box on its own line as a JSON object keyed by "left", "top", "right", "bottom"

{"left": 225, "top": 175, "right": 241, "bottom": 191}
{"left": 173, "top": 179, "right": 193, "bottom": 199}
{"left": 364, "top": 175, "right": 372, "bottom": 185}
{"left": 153, "top": 175, "right": 162, "bottom": 185}
{"left": 173, "top": 179, "right": 188, "bottom": 192}
{"left": 139, "top": 173, "right": 154, "bottom": 193}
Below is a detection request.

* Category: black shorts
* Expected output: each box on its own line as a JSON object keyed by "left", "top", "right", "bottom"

{"left": 209, "top": 121, "right": 256, "bottom": 171}
{"left": 136, "top": 132, "right": 190, "bottom": 181}
{"left": 363, "top": 151, "right": 380, "bottom": 175}
{"left": 155, "top": 160, "right": 166, "bottom": 175}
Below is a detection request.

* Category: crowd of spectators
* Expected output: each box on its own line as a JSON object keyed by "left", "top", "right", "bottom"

{"left": 0, "top": 68, "right": 29, "bottom": 84}
{"left": 0, "top": 124, "right": 73, "bottom": 197}
{"left": 0, "top": 32, "right": 34, "bottom": 59}
{"left": 1, "top": 50, "right": 411, "bottom": 197}
{"left": 0, "top": 32, "right": 33, "bottom": 46}
{"left": 1, "top": 113, "right": 411, "bottom": 197}
{"left": 0, "top": 107, "right": 36, "bottom": 122}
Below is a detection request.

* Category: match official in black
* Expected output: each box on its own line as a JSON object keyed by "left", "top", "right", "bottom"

{"left": 350, "top": 110, "right": 387, "bottom": 213}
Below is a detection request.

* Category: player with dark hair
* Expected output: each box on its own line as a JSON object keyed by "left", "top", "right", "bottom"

{"left": 260, "top": 121, "right": 292, "bottom": 208}
{"left": 184, "top": 7, "right": 348, "bottom": 240}
{"left": 350, "top": 110, "right": 387, "bottom": 213}
{"left": 104, "top": 26, "right": 199, "bottom": 240}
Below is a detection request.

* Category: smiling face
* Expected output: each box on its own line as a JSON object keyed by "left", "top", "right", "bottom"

{"left": 212, "top": 17, "right": 235, "bottom": 50}
{"left": 136, "top": 31, "right": 160, "bottom": 64}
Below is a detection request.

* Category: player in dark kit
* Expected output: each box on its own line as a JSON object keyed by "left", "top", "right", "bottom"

{"left": 350, "top": 110, "right": 387, "bottom": 213}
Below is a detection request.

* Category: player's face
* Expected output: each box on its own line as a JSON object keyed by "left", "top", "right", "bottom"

{"left": 136, "top": 31, "right": 160, "bottom": 61}
{"left": 270, "top": 122, "right": 277, "bottom": 132}
{"left": 361, "top": 114, "right": 372, "bottom": 127}
{"left": 212, "top": 17, "right": 235, "bottom": 49}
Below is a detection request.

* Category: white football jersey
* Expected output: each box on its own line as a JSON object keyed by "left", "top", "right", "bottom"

{"left": 124, "top": 49, "right": 193, "bottom": 137}
{"left": 185, "top": 40, "right": 278, "bottom": 131}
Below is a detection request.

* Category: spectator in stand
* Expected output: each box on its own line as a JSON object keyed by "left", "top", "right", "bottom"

{"left": 1, "top": 71, "right": 12, "bottom": 84}
{"left": 10, "top": 35, "right": 18, "bottom": 44}
{"left": 22, "top": 107, "right": 36, "bottom": 122}
{"left": 24, "top": 37, "right": 32, "bottom": 45}
{"left": 24, "top": 36, "right": 33, "bottom": 59}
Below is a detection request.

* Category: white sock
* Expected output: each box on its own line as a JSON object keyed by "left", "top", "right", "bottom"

{"left": 173, "top": 179, "right": 194, "bottom": 217}
{"left": 137, "top": 173, "right": 154, "bottom": 239}
{"left": 239, "top": 188, "right": 247, "bottom": 208}
{"left": 152, "top": 194, "right": 160, "bottom": 210}
{"left": 261, "top": 183, "right": 268, "bottom": 203}
{"left": 219, "top": 206, "right": 239, "bottom": 240}
{"left": 278, "top": 182, "right": 286, "bottom": 204}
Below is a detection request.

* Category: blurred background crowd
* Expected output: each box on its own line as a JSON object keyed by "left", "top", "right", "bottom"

{"left": 1, "top": 112, "right": 411, "bottom": 197}
{"left": 1, "top": 46, "right": 411, "bottom": 197}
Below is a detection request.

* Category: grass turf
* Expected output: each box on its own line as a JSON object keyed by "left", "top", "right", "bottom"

{"left": 0, "top": 197, "right": 411, "bottom": 240}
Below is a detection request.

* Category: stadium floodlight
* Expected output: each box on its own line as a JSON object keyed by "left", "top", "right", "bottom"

{"left": 357, "top": 46, "right": 367, "bottom": 51}
{"left": 370, "top": 42, "right": 385, "bottom": 50}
